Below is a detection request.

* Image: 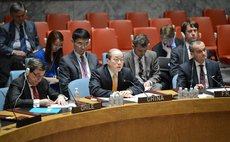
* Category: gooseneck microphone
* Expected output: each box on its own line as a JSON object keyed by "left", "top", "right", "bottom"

{"left": 67, "top": 87, "right": 79, "bottom": 107}
{"left": 12, "top": 72, "right": 28, "bottom": 120}
{"left": 210, "top": 75, "right": 226, "bottom": 90}
{"left": 190, "top": 60, "right": 194, "bottom": 89}
{"left": 123, "top": 79, "right": 148, "bottom": 98}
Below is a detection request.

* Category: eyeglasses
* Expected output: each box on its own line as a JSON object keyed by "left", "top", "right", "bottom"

{"left": 74, "top": 41, "right": 90, "bottom": 47}
{"left": 112, "top": 58, "right": 124, "bottom": 62}
{"left": 32, "top": 72, "right": 44, "bottom": 79}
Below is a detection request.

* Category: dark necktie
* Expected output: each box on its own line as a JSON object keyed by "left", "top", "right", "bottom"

{"left": 19, "top": 25, "right": 27, "bottom": 52}
{"left": 31, "top": 86, "right": 39, "bottom": 99}
{"left": 138, "top": 57, "right": 145, "bottom": 81}
{"left": 80, "top": 56, "right": 87, "bottom": 78}
{"left": 199, "top": 65, "right": 206, "bottom": 87}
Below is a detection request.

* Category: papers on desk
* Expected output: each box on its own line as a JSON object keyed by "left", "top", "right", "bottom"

{"left": 198, "top": 93, "right": 214, "bottom": 98}
{"left": 98, "top": 92, "right": 158, "bottom": 103}
{"left": 206, "top": 88, "right": 230, "bottom": 93}
{"left": 48, "top": 103, "right": 76, "bottom": 109}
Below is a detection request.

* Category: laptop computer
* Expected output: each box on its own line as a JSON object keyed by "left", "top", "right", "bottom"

{"left": 158, "top": 57, "right": 170, "bottom": 71}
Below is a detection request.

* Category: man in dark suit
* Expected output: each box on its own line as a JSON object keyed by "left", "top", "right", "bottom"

{"left": 152, "top": 25, "right": 183, "bottom": 89}
{"left": 4, "top": 58, "right": 67, "bottom": 109}
{"left": 124, "top": 34, "right": 162, "bottom": 91}
{"left": 177, "top": 40, "right": 223, "bottom": 89}
{"left": 59, "top": 28, "right": 100, "bottom": 99}
{"left": 89, "top": 48, "right": 144, "bottom": 97}
{"left": 0, "top": 2, "right": 41, "bottom": 87}
{"left": 152, "top": 24, "right": 183, "bottom": 58}
{"left": 170, "top": 20, "right": 212, "bottom": 79}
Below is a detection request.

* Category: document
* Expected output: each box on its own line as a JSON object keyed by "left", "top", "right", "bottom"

{"left": 48, "top": 103, "right": 76, "bottom": 109}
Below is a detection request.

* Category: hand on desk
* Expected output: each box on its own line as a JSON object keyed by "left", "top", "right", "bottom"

{"left": 40, "top": 99, "right": 54, "bottom": 107}
{"left": 119, "top": 90, "right": 133, "bottom": 98}
{"left": 54, "top": 95, "right": 68, "bottom": 106}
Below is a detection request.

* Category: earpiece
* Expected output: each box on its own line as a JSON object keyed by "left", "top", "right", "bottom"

{"left": 25, "top": 68, "right": 30, "bottom": 75}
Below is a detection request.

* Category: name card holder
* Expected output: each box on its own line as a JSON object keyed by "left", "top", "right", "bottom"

{"left": 214, "top": 91, "right": 230, "bottom": 97}
{"left": 72, "top": 102, "right": 102, "bottom": 114}
{"left": 138, "top": 94, "right": 173, "bottom": 103}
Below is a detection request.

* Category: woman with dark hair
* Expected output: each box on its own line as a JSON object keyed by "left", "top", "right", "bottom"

{"left": 34, "top": 30, "right": 63, "bottom": 91}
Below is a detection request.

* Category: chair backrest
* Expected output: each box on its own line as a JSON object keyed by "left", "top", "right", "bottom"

{"left": 86, "top": 12, "right": 109, "bottom": 28}
{"left": 175, "top": 26, "right": 183, "bottom": 39}
{"left": 217, "top": 25, "right": 230, "bottom": 62}
{"left": 164, "top": 10, "right": 187, "bottom": 27}
{"left": 189, "top": 17, "right": 217, "bottom": 54}
{"left": 102, "top": 52, "right": 107, "bottom": 65}
{"left": 203, "top": 8, "right": 228, "bottom": 32}
{"left": 35, "top": 22, "right": 49, "bottom": 48}
{"left": 47, "top": 30, "right": 72, "bottom": 55}
{"left": 109, "top": 20, "right": 133, "bottom": 51}
{"left": 3, "top": 15, "right": 12, "bottom": 23}
{"left": 67, "top": 20, "right": 92, "bottom": 51}
{"left": 91, "top": 28, "right": 118, "bottom": 61}
{"left": 133, "top": 27, "right": 160, "bottom": 49}
{"left": 46, "top": 13, "right": 70, "bottom": 30}
{"left": 68, "top": 78, "right": 90, "bottom": 98}
{"left": 149, "top": 18, "right": 173, "bottom": 32}
{"left": 125, "top": 12, "right": 149, "bottom": 27}
{"left": 67, "top": 20, "right": 92, "bottom": 34}
{"left": 0, "top": 87, "right": 8, "bottom": 111}
{"left": 6, "top": 70, "right": 24, "bottom": 87}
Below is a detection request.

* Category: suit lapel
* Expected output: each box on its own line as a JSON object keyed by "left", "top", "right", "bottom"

{"left": 205, "top": 60, "right": 212, "bottom": 87}
{"left": 128, "top": 52, "right": 136, "bottom": 74}
{"left": 70, "top": 51, "right": 82, "bottom": 77}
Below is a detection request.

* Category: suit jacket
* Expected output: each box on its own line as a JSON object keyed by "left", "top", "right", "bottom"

{"left": 152, "top": 38, "right": 184, "bottom": 57}
{"left": 123, "top": 50, "right": 161, "bottom": 84}
{"left": 89, "top": 64, "right": 144, "bottom": 97}
{"left": 59, "top": 51, "right": 100, "bottom": 98}
{"left": 170, "top": 44, "right": 212, "bottom": 78}
{"left": 4, "top": 73, "right": 59, "bottom": 109}
{"left": 0, "top": 20, "right": 41, "bottom": 56}
{"left": 177, "top": 59, "right": 223, "bottom": 89}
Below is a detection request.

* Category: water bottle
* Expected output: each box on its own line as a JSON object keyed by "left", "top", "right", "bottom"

{"left": 114, "top": 92, "right": 119, "bottom": 106}
{"left": 183, "top": 88, "right": 189, "bottom": 98}
{"left": 193, "top": 86, "right": 199, "bottom": 98}
{"left": 74, "top": 88, "right": 80, "bottom": 102}
{"left": 118, "top": 92, "right": 124, "bottom": 105}
{"left": 189, "top": 88, "right": 194, "bottom": 98}
{"left": 109, "top": 94, "right": 115, "bottom": 107}
{"left": 178, "top": 87, "right": 183, "bottom": 99}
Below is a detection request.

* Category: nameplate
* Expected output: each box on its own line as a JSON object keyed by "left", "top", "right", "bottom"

{"left": 214, "top": 91, "right": 230, "bottom": 97}
{"left": 138, "top": 94, "right": 173, "bottom": 103}
{"left": 16, "top": 115, "right": 42, "bottom": 128}
{"left": 72, "top": 102, "right": 102, "bottom": 114}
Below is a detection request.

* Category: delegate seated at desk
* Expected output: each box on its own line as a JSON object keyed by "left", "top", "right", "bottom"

{"left": 89, "top": 48, "right": 144, "bottom": 98}
{"left": 4, "top": 58, "right": 67, "bottom": 109}
{"left": 177, "top": 40, "right": 223, "bottom": 89}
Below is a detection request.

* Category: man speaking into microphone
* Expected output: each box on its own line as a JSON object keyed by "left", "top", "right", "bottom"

{"left": 177, "top": 40, "right": 223, "bottom": 89}
{"left": 89, "top": 48, "right": 144, "bottom": 98}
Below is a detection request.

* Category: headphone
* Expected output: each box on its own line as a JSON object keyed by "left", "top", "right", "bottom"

{"left": 25, "top": 67, "right": 30, "bottom": 76}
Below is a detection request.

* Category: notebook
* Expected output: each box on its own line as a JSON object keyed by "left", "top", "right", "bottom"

{"left": 158, "top": 57, "right": 170, "bottom": 71}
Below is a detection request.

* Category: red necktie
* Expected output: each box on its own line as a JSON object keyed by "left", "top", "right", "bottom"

{"left": 199, "top": 65, "right": 206, "bottom": 88}
{"left": 31, "top": 86, "right": 39, "bottom": 99}
{"left": 80, "top": 56, "right": 87, "bottom": 78}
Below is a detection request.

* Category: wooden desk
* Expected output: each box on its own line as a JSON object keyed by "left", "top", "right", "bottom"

{"left": 1, "top": 98, "right": 230, "bottom": 142}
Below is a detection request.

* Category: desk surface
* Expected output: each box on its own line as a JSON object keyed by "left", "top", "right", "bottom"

{"left": 1, "top": 97, "right": 230, "bottom": 142}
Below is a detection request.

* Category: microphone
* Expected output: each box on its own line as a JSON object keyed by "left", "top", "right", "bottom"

{"left": 210, "top": 75, "right": 229, "bottom": 97}
{"left": 210, "top": 75, "right": 226, "bottom": 89}
{"left": 123, "top": 79, "right": 148, "bottom": 98}
{"left": 12, "top": 72, "right": 28, "bottom": 120}
{"left": 67, "top": 87, "right": 79, "bottom": 107}
{"left": 190, "top": 60, "right": 194, "bottom": 89}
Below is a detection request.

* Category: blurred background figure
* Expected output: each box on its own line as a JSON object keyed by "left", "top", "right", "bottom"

{"left": 34, "top": 30, "right": 63, "bottom": 92}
